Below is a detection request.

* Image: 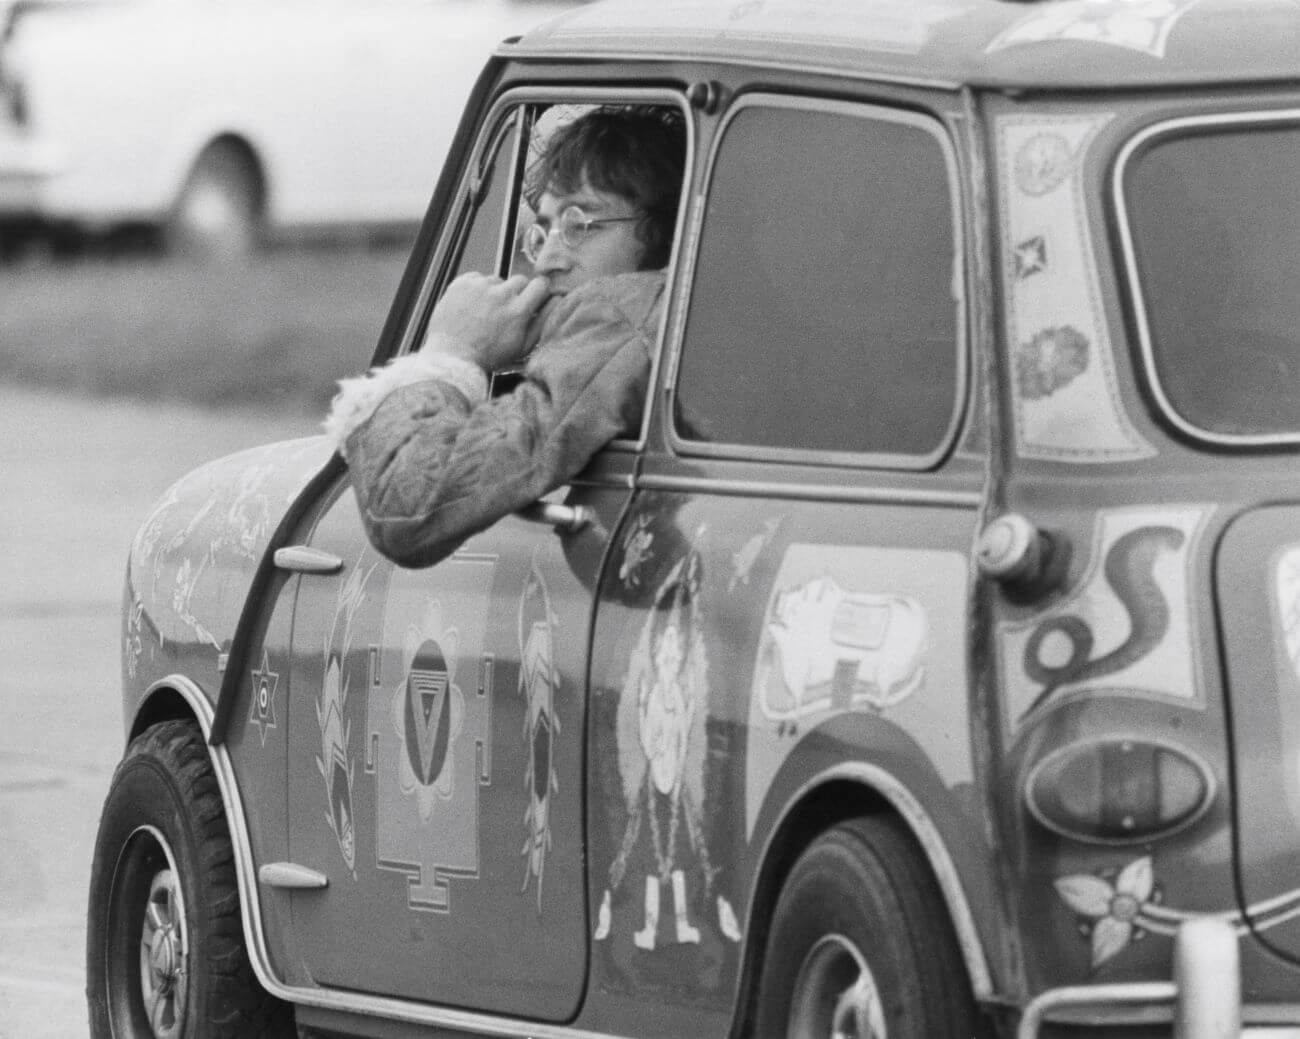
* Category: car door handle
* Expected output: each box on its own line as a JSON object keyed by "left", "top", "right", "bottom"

{"left": 516, "top": 502, "right": 595, "bottom": 533}
{"left": 258, "top": 862, "right": 329, "bottom": 890}
{"left": 273, "top": 546, "right": 344, "bottom": 574}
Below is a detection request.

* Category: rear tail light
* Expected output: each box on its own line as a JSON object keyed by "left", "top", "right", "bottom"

{"left": 1026, "top": 737, "right": 1214, "bottom": 844}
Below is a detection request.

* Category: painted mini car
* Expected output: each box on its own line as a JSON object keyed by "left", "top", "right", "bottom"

{"left": 87, "top": 0, "right": 1300, "bottom": 1036}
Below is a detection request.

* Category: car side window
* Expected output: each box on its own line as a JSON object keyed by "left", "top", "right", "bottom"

{"left": 451, "top": 110, "right": 522, "bottom": 279}
{"left": 673, "top": 97, "right": 963, "bottom": 463}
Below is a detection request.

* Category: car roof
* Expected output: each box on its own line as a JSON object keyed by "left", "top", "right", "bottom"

{"left": 506, "top": 0, "right": 1300, "bottom": 92}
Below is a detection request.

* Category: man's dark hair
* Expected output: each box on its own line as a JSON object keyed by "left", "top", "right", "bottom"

{"left": 525, "top": 105, "right": 686, "bottom": 270}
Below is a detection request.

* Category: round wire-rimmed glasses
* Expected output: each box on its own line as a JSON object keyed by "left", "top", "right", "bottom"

{"left": 522, "top": 204, "right": 640, "bottom": 264}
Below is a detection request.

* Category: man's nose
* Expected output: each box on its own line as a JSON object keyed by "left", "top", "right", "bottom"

{"left": 531, "top": 230, "right": 569, "bottom": 274}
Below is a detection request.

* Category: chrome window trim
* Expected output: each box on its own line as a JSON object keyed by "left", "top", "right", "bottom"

{"left": 147, "top": 675, "right": 631, "bottom": 1039}
{"left": 1112, "top": 108, "right": 1300, "bottom": 448}
{"left": 665, "top": 91, "right": 969, "bottom": 471}
{"left": 638, "top": 472, "right": 982, "bottom": 507}
{"left": 400, "top": 85, "right": 696, "bottom": 456}
{"left": 753, "top": 761, "right": 994, "bottom": 1000}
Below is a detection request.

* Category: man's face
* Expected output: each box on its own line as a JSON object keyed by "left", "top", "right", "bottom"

{"left": 529, "top": 178, "right": 645, "bottom": 295}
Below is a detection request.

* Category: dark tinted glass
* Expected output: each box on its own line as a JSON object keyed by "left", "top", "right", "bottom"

{"left": 453, "top": 111, "right": 518, "bottom": 279}
{"left": 674, "top": 103, "right": 960, "bottom": 458}
{"left": 1125, "top": 123, "right": 1300, "bottom": 437}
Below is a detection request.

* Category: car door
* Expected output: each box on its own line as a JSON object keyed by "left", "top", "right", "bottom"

{"left": 579, "top": 89, "right": 997, "bottom": 1030}
{"left": 276, "top": 100, "right": 589, "bottom": 1020}
{"left": 268, "top": 89, "right": 688, "bottom": 1021}
{"left": 280, "top": 476, "right": 617, "bottom": 1019}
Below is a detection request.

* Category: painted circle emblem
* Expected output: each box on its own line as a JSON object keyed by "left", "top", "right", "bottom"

{"left": 1015, "top": 133, "right": 1073, "bottom": 196}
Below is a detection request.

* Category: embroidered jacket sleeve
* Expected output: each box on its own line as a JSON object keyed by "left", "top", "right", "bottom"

{"left": 325, "top": 271, "right": 665, "bottom": 568}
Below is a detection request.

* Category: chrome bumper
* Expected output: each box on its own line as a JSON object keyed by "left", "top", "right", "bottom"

{"left": 1018, "top": 919, "right": 1300, "bottom": 1038}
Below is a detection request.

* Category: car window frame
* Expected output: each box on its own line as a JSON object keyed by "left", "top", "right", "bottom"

{"left": 1112, "top": 106, "right": 1300, "bottom": 449}
{"left": 394, "top": 83, "right": 696, "bottom": 453}
{"left": 663, "top": 91, "right": 969, "bottom": 471}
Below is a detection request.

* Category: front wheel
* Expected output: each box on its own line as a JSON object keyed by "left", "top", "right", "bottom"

{"left": 752, "top": 816, "right": 978, "bottom": 1039}
{"left": 86, "top": 719, "right": 293, "bottom": 1039}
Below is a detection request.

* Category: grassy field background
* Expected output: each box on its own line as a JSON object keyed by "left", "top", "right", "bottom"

{"left": 0, "top": 244, "right": 412, "bottom": 415}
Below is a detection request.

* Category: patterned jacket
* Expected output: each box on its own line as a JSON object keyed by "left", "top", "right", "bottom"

{"left": 324, "top": 271, "right": 666, "bottom": 568}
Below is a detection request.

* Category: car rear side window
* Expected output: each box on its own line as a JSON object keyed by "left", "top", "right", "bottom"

{"left": 1119, "top": 116, "right": 1300, "bottom": 442}
{"left": 673, "top": 96, "right": 963, "bottom": 464}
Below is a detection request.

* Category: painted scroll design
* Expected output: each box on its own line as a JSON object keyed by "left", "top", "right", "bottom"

{"left": 999, "top": 507, "right": 1206, "bottom": 725}
{"left": 988, "top": 0, "right": 1200, "bottom": 59}
{"left": 1022, "top": 526, "right": 1182, "bottom": 716}
{"left": 128, "top": 439, "right": 331, "bottom": 657}
{"left": 997, "top": 113, "right": 1155, "bottom": 462}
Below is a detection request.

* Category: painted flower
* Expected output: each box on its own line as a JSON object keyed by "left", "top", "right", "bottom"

{"left": 1016, "top": 325, "right": 1090, "bottom": 400}
{"left": 1055, "top": 856, "right": 1154, "bottom": 967}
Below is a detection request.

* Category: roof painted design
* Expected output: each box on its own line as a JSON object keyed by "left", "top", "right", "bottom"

{"left": 507, "top": 0, "right": 1300, "bottom": 90}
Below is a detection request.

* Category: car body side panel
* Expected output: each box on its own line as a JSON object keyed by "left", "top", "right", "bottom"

{"left": 221, "top": 579, "right": 299, "bottom": 979}
{"left": 121, "top": 436, "right": 333, "bottom": 735}
{"left": 984, "top": 88, "right": 1300, "bottom": 1003}
{"left": 578, "top": 488, "right": 992, "bottom": 1036}
{"left": 278, "top": 477, "right": 627, "bottom": 1021}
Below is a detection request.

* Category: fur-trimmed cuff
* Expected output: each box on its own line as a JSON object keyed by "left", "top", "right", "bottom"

{"left": 322, "top": 347, "right": 488, "bottom": 454}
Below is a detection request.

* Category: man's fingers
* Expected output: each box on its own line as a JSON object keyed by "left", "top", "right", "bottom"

{"left": 515, "top": 275, "right": 552, "bottom": 314}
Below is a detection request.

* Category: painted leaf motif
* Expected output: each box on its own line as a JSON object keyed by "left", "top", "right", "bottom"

{"left": 1055, "top": 874, "right": 1114, "bottom": 917}
{"left": 1117, "top": 856, "right": 1154, "bottom": 901}
{"left": 1091, "top": 917, "right": 1133, "bottom": 967}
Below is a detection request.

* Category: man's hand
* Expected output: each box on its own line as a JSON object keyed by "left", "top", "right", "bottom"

{"left": 422, "top": 272, "right": 551, "bottom": 370}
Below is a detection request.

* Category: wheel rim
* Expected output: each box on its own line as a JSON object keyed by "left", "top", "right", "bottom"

{"left": 789, "top": 933, "right": 888, "bottom": 1039}
{"left": 105, "top": 825, "right": 190, "bottom": 1039}
{"left": 139, "top": 865, "right": 189, "bottom": 1038}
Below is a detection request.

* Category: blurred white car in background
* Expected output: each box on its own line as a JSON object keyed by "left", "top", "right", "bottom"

{"left": 0, "top": 0, "right": 576, "bottom": 254}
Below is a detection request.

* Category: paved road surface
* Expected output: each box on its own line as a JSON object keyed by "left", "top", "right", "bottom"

{"left": 0, "top": 385, "right": 312, "bottom": 1039}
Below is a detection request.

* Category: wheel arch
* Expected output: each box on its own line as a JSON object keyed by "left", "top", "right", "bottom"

{"left": 167, "top": 133, "right": 269, "bottom": 218}
{"left": 732, "top": 765, "right": 994, "bottom": 1037}
{"left": 129, "top": 682, "right": 203, "bottom": 743}
{"left": 146, "top": 113, "right": 268, "bottom": 219}
{"left": 129, "top": 676, "right": 282, "bottom": 993}
{"left": 183, "top": 133, "right": 267, "bottom": 216}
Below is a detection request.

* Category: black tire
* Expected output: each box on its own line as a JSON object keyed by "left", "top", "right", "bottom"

{"left": 752, "top": 816, "right": 977, "bottom": 1039}
{"left": 166, "top": 142, "right": 262, "bottom": 260}
{"left": 87, "top": 719, "right": 294, "bottom": 1039}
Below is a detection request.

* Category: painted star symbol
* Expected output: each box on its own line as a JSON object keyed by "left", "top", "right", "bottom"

{"left": 1015, "top": 235, "right": 1048, "bottom": 279}
{"left": 249, "top": 648, "right": 280, "bottom": 746}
